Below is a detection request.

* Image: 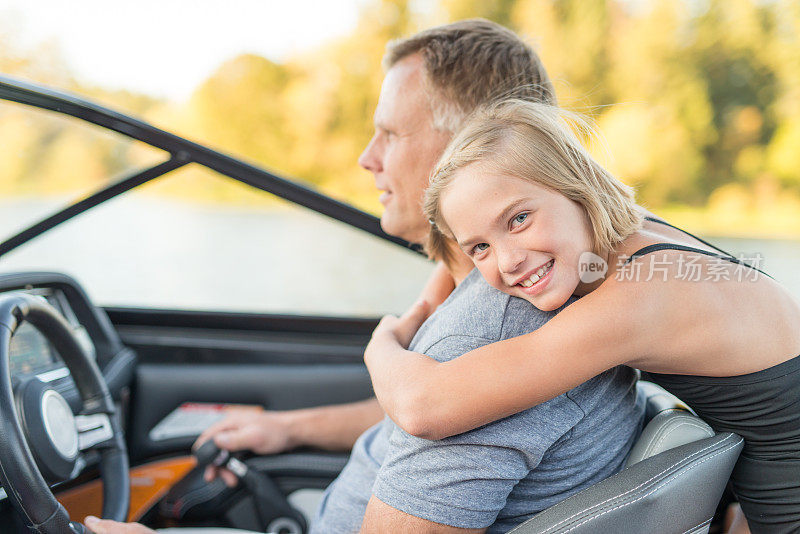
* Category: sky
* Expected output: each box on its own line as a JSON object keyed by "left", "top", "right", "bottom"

{"left": 1, "top": 0, "right": 364, "bottom": 100}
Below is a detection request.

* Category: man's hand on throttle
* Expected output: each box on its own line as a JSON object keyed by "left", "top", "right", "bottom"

{"left": 194, "top": 410, "right": 294, "bottom": 487}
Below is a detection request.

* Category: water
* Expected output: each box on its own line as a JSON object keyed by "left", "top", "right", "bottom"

{"left": 0, "top": 197, "right": 798, "bottom": 317}
{"left": 0, "top": 197, "right": 435, "bottom": 317}
{"left": 708, "top": 237, "right": 800, "bottom": 297}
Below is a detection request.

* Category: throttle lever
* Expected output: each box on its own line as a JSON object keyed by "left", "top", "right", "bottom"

{"left": 193, "top": 440, "right": 307, "bottom": 534}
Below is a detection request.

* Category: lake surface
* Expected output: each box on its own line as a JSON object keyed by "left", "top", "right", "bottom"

{"left": 0, "top": 197, "right": 798, "bottom": 317}
{"left": 0, "top": 197, "right": 434, "bottom": 316}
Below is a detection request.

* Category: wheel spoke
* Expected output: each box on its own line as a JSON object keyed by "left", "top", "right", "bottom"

{"left": 75, "top": 413, "right": 114, "bottom": 451}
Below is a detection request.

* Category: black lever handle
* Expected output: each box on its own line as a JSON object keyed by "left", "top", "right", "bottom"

{"left": 193, "top": 440, "right": 307, "bottom": 534}
{"left": 194, "top": 439, "right": 230, "bottom": 468}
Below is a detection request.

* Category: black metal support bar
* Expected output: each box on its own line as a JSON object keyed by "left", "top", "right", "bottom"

{"left": 0, "top": 156, "right": 188, "bottom": 257}
{"left": 0, "top": 75, "right": 417, "bottom": 257}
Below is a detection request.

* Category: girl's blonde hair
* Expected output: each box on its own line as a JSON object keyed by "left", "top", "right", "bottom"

{"left": 424, "top": 99, "right": 642, "bottom": 264}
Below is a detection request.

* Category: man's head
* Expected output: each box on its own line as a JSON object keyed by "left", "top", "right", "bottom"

{"left": 359, "top": 18, "right": 555, "bottom": 245}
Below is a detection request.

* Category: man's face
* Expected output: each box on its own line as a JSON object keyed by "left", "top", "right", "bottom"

{"left": 359, "top": 54, "right": 452, "bottom": 244}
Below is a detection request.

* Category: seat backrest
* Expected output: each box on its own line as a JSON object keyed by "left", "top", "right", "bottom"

{"left": 625, "top": 382, "right": 714, "bottom": 467}
{"left": 508, "top": 382, "right": 743, "bottom": 534}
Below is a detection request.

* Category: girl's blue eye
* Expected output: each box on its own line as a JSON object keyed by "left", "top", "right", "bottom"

{"left": 513, "top": 212, "right": 528, "bottom": 225}
{"left": 473, "top": 243, "right": 489, "bottom": 254}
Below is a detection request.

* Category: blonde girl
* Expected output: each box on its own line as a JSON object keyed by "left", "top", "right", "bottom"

{"left": 364, "top": 99, "right": 800, "bottom": 534}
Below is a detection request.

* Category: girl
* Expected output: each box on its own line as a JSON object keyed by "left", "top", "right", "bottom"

{"left": 363, "top": 99, "right": 800, "bottom": 533}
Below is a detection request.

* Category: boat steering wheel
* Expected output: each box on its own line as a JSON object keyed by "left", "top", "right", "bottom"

{"left": 0, "top": 293, "right": 129, "bottom": 533}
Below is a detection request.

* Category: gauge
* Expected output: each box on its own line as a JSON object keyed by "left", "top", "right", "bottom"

{"left": 9, "top": 322, "right": 58, "bottom": 375}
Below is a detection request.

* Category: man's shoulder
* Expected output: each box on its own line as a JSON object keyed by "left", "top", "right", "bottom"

{"left": 410, "top": 269, "right": 509, "bottom": 352}
{"left": 411, "top": 269, "right": 558, "bottom": 354}
{"left": 501, "top": 293, "right": 577, "bottom": 339}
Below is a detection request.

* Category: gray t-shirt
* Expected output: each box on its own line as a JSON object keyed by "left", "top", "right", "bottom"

{"left": 312, "top": 269, "right": 643, "bottom": 533}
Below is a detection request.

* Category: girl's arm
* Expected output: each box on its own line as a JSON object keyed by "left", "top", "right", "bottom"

{"left": 416, "top": 261, "right": 456, "bottom": 312}
{"left": 365, "top": 278, "right": 653, "bottom": 439}
{"left": 380, "top": 261, "right": 451, "bottom": 348}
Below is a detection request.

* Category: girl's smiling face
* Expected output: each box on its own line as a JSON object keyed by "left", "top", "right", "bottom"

{"left": 439, "top": 163, "right": 595, "bottom": 311}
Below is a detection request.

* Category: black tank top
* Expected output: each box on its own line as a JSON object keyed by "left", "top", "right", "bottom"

{"left": 629, "top": 216, "right": 771, "bottom": 278}
{"left": 630, "top": 217, "right": 800, "bottom": 532}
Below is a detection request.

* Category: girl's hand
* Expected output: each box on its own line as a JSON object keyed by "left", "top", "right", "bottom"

{"left": 364, "top": 300, "right": 437, "bottom": 434}
{"left": 371, "top": 300, "right": 430, "bottom": 350}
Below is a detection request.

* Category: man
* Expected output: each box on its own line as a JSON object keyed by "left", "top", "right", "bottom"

{"left": 85, "top": 19, "right": 643, "bottom": 534}
{"left": 313, "top": 277, "right": 642, "bottom": 533}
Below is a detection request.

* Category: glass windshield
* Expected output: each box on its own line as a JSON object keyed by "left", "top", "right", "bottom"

{"left": 0, "top": 163, "right": 433, "bottom": 317}
{"left": 0, "top": 100, "right": 167, "bottom": 242}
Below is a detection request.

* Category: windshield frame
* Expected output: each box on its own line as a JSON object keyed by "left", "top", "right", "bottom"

{"left": 0, "top": 74, "right": 418, "bottom": 258}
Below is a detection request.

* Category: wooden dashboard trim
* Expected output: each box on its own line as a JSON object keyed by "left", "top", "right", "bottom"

{"left": 57, "top": 455, "right": 197, "bottom": 523}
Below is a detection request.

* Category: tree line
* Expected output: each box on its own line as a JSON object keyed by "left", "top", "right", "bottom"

{"left": 1, "top": 0, "right": 799, "bottom": 237}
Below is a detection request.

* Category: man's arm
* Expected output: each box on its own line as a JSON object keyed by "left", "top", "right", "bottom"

{"left": 279, "top": 397, "right": 384, "bottom": 450}
{"left": 196, "top": 398, "right": 383, "bottom": 485}
{"left": 196, "top": 397, "right": 383, "bottom": 453}
{"left": 360, "top": 496, "right": 486, "bottom": 534}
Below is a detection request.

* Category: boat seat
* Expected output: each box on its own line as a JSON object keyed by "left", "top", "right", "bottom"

{"left": 507, "top": 381, "right": 743, "bottom": 534}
